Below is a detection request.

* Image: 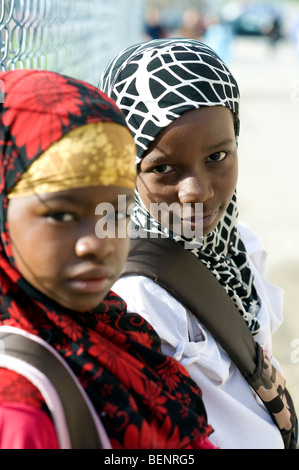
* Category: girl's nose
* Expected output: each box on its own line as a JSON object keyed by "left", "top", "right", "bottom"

{"left": 75, "top": 231, "right": 114, "bottom": 259}
{"left": 178, "top": 174, "right": 214, "bottom": 204}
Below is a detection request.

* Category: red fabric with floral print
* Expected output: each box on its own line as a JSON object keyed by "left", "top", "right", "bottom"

{"left": 0, "top": 369, "right": 59, "bottom": 449}
{"left": 0, "top": 369, "right": 46, "bottom": 408}
{"left": 0, "top": 70, "right": 214, "bottom": 449}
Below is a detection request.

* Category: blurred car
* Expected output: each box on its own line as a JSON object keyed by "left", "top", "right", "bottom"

{"left": 232, "top": 3, "right": 283, "bottom": 37}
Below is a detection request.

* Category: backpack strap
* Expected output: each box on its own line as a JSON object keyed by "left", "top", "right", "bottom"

{"left": 0, "top": 326, "right": 110, "bottom": 449}
{"left": 122, "top": 236, "right": 298, "bottom": 449}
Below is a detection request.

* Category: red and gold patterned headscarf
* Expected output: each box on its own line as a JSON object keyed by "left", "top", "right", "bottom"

{"left": 1, "top": 70, "right": 136, "bottom": 197}
{"left": 8, "top": 122, "right": 136, "bottom": 197}
{"left": 0, "top": 70, "right": 213, "bottom": 449}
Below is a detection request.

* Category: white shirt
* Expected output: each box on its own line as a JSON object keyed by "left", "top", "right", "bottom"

{"left": 113, "top": 221, "right": 284, "bottom": 449}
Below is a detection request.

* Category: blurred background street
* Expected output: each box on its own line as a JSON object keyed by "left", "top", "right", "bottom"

{"left": 231, "top": 35, "right": 299, "bottom": 414}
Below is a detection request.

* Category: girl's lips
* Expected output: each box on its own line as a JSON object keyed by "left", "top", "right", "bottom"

{"left": 181, "top": 211, "right": 218, "bottom": 230}
{"left": 68, "top": 267, "right": 113, "bottom": 294}
{"left": 202, "top": 211, "right": 218, "bottom": 228}
{"left": 68, "top": 276, "right": 111, "bottom": 294}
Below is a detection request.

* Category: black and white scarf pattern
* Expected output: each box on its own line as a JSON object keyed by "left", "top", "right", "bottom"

{"left": 100, "top": 39, "right": 260, "bottom": 334}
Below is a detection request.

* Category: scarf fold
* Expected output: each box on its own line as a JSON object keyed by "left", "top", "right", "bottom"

{"left": 100, "top": 38, "right": 261, "bottom": 334}
{"left": 0, "top": 69, "right": 213, "bottom": 449}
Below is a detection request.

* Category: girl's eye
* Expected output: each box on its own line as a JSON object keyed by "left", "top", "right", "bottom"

{"left": 152, "top": 164, "right": 174, "bottom": 174}
{"left": 207, "top": 151, "right": 227, "bottom": 162}
{"left": 47, "top": 212, "right": 75, "bottom": 223}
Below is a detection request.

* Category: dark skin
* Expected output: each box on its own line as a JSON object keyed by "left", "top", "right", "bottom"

{"left": 137, "top": 106, "right": 238, "bottom": 237}
{"left": 7, "top": 185, "right": 134, "bottom": 312}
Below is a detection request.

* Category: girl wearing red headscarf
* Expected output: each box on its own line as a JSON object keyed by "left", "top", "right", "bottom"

{"left": 0, "top": 70, "right": 214, "bottom": 449}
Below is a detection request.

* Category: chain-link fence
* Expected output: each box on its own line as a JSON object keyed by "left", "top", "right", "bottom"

{"left": 0, "top": 0, "right": 146, "bottom": 85}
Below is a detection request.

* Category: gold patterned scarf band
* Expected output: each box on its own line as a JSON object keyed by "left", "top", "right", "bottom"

{"left": 8, "top": 122, "right": 136, "bottom": 198}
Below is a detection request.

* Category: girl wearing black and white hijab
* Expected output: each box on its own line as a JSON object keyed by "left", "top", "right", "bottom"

{"left": 100, "top": 39, "right": 285, "bottom": 448}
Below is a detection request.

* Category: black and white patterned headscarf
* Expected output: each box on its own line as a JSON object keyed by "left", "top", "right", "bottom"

{"left": 100, "top": 39, "right": 260, "bottom": 334}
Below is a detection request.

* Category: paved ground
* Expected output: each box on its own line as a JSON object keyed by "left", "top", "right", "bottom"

{"left": 229, "top": 35, "right": 299, "bottom": 413}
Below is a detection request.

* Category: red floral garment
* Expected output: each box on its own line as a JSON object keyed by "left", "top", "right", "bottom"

{"left": 0, "top": 369, "right": 59, "bottom": 449}
{"left": 0, "top": 292, "right": 214, "bottom": 449}
{"left": 0, "top": 70, "right": 214, "bottom": 449}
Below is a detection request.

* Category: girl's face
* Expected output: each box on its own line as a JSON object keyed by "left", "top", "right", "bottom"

{"left": 7, "top": 186, "right": 134, "bottom": 311}
{"left": 137, "top": 106, "right": 238, "bottom": 236}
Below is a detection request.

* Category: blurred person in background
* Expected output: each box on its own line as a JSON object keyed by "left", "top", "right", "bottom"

{"left": 291, "top": 14, "right": 299, "bottom": 64}
{"left": 144, "top": 6, "right": 167, "bottom": 41}
{"left": 179, "top": 7, "right": 206, "bottom": 41}
{"left": 203, "top": 13, "right": 235, "bottom": 64}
